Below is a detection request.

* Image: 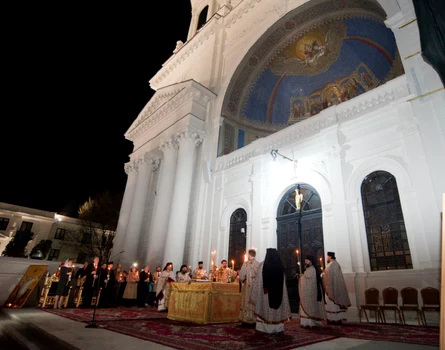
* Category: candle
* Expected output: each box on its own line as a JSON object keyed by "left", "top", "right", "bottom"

{"left": 296, "top": 249, "right": 302, "bottom": 274}
{"left": 319, "top": 257, "right": 323, "bottom": 271}
{"left": 231, "top": 260, "right": 234, "bottom": 269}
{"left": 244, "top": 254, "right": 247, "bottom": 262}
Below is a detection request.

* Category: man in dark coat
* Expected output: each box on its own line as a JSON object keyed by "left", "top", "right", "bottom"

{"left": 81, "top": 256, "right": 99, "bottom": 308}
{"left": 138, "top": 265, "right": 152, "bottom": 307}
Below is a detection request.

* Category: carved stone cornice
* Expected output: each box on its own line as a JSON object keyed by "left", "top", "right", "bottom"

{"left": 125, "top": 80, "right": 216, "bottom": 142}
{"left": 335, "top": 75, "right": 411, "bottom": 123}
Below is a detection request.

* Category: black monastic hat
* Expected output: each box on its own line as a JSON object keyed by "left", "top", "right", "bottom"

{"left": 327, "top": 252, "right": 336, "bottom": 258}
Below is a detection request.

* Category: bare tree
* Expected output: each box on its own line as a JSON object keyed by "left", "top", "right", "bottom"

{"left": 64, "top": 192, "right": 122, "bottom": 263}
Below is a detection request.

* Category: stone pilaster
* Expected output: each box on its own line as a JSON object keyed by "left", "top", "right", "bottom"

{"left": 163, "top": 131, "right": 203, "bottom": 269}
{"left": 121, "top": 155, "right": 154, "bottom": 268}
{"left": 146, "top": 137, "right": 178, "bottom": 268}
{"left": 112, "top": 161, "right": 139, "bottom": 264}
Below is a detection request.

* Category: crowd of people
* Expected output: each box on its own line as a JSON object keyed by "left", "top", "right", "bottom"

{"left": 52, "top": 248, "right": 350, "bottom": 334}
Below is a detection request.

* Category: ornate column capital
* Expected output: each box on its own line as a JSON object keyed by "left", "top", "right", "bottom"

{"left": 144, "top": 153, "right": 161, "bottom": 171}
{"left": 124, "top": 162, "right": 133, "bottom": 175}
{"left": 131, "top": 158, "right": 144, "bottom": 172}
{"left": 175, "top": 130, "right": 204, "bottom": 147}
{"left": 159, "top": 136, "right": 178, "bottom": 153}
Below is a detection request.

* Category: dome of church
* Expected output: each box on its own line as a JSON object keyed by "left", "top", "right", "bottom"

{"left": 222, "top": 2, "right": 404, "bottom": 153}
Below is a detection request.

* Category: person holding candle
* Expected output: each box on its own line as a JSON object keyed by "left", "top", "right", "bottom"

{"left": 99, "top": 262, "right": 115, "bottom": 308}
{"left": 298, "top": 255, "right": 326, "bottom": 327}
{"left": 123, "top": 265, "right": 139, "bottom": 307}
{"left": 239, "top": 249, "right": 260, "bottom": 327}
{"left": 321, "top": 252, "right": 351, "bottom": 325}
{"left": 80, "top": 256, "right": 99, "bottom": 308}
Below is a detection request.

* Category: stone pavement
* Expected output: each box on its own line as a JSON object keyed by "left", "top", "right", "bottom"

{"left": 0, "top": 308, "right": 439, "bottom": 350}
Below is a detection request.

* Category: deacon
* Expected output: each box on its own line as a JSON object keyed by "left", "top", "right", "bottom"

{"left": 322, "top": 252, "right": 351, "bottom": 325}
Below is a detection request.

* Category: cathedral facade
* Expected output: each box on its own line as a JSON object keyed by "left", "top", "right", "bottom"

{"left": 113, "top": 0, "right": 444, "bottom": 315}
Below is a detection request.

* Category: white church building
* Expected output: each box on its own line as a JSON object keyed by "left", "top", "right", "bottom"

{"left": 112, "top": 0, "right": 444, "bottom": 315}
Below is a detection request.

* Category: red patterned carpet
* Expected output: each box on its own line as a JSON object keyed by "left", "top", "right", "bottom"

{"left": 44, "top": 308, "right": 439, "bottom": 349}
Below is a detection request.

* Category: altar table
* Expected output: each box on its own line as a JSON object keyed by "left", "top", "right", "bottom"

{"left": 168, "top": 281, "right": 241, "bottom": 324}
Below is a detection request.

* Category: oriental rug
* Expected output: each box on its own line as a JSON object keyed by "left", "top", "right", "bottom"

{"left": 44, "top": 306, "right": 167, "bottom": 322}
{"left": 44, "top": 308, "right": 440, "bottom": 349}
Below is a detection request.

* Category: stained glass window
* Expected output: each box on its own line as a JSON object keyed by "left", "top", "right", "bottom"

{"left": 361, "top": 171, "right": 412, "bottom": 271}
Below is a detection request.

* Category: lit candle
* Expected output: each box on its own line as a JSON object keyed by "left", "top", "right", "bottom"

{"left": 231, "top": 259, "right": 234, "bottom": 269}
{"left": 319, "top": 257, "right": 323, "bottom": 271}
{"left": 296, "top": 249, "right": 302, "bottom": 274}
{"left": 244, "top": 254, "right": 247, "bottom": 262}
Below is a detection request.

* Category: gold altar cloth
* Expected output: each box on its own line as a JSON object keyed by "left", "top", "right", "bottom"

{"left": 168, "top": 281, "right": 241, "bottom": 324}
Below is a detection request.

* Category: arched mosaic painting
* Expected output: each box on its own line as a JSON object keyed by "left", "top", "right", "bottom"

{"left": 220, "top": 0, "right": 404, "bottom": 156}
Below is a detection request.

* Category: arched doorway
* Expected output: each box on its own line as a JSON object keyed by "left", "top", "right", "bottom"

{"left": 277, "top": 183, "right": 324, "bottom": 312}
{"left": 228, "top": 208, "right": 247, "bottom": 271}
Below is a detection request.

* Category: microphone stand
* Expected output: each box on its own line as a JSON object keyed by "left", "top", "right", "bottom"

{"left": 85, "top": 268, "right": 102, "bottom": 328}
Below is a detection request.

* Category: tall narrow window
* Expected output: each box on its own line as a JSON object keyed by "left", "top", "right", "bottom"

{"left": 228, "top": 208, "right": 247, "bottom": 270}
{"left": 361, "top": 171, "right": 412, "bottom": 271}
{"left": 197, "top": 6, "right": 209, "bottom": 31}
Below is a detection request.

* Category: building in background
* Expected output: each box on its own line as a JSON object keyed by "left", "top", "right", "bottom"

{"left": 0, "top": 202, "right": 113, "bottom": 264}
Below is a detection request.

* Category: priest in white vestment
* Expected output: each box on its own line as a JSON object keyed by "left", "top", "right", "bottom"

{"left": 239, "top": 249, "right": 260, "bottom": 326}
{"left": 298, "top": 255, "right": 326, "bottom": 327}
{"left": 156, "top": 262, "right": 176, "bottom": 311}
{"left": 322, "top": 251, "right": 351, "bottom": 324}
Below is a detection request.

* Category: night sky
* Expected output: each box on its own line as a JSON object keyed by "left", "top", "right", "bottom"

{"left": 2, "top": 2, "right": 192, "bottom": 217}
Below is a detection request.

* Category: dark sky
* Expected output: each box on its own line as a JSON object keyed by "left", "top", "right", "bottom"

{"left": 2, "top": 2, "right": 192, "bottom": 217}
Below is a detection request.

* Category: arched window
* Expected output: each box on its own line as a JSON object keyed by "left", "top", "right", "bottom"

{"left": 361, "top": 171, "right": 412, "bottom": 271}
{"left": 197, "top": 6, "right": 209, "bottom": 31}
{"left": 228, "top": 208, "right": 247, "bottom": 270}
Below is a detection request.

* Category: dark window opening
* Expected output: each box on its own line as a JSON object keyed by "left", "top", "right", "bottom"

{"left": 20, "top": 221, "right": 33, "bottom": 232}
{"left": 54, "top": 228, "right": 66, "bottom": 240}
{"left": 0, "top": 217, "right": 10, "bottom": 231}
{"left": 197, "top": 6, "right": 209, "bottom": 30}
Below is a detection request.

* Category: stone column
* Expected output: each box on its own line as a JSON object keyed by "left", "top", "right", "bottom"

{"left": 163, "top": 131, "right": 203, "bottom": 269}
{"left": 121, "top": 154, "right": 153, "bottom": 268}
{"left": 146, "top": 138, "right": 178, "bottom": 268}
{"left": 112, "top": 161, "right": 138, "bottom": 264}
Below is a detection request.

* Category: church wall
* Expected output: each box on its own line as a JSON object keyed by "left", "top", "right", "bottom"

{"left": 117, "top": 0, "right": 443, "bottom": 318}
{"left": 208, "top": 72, "right": 441, "bottom": 314}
